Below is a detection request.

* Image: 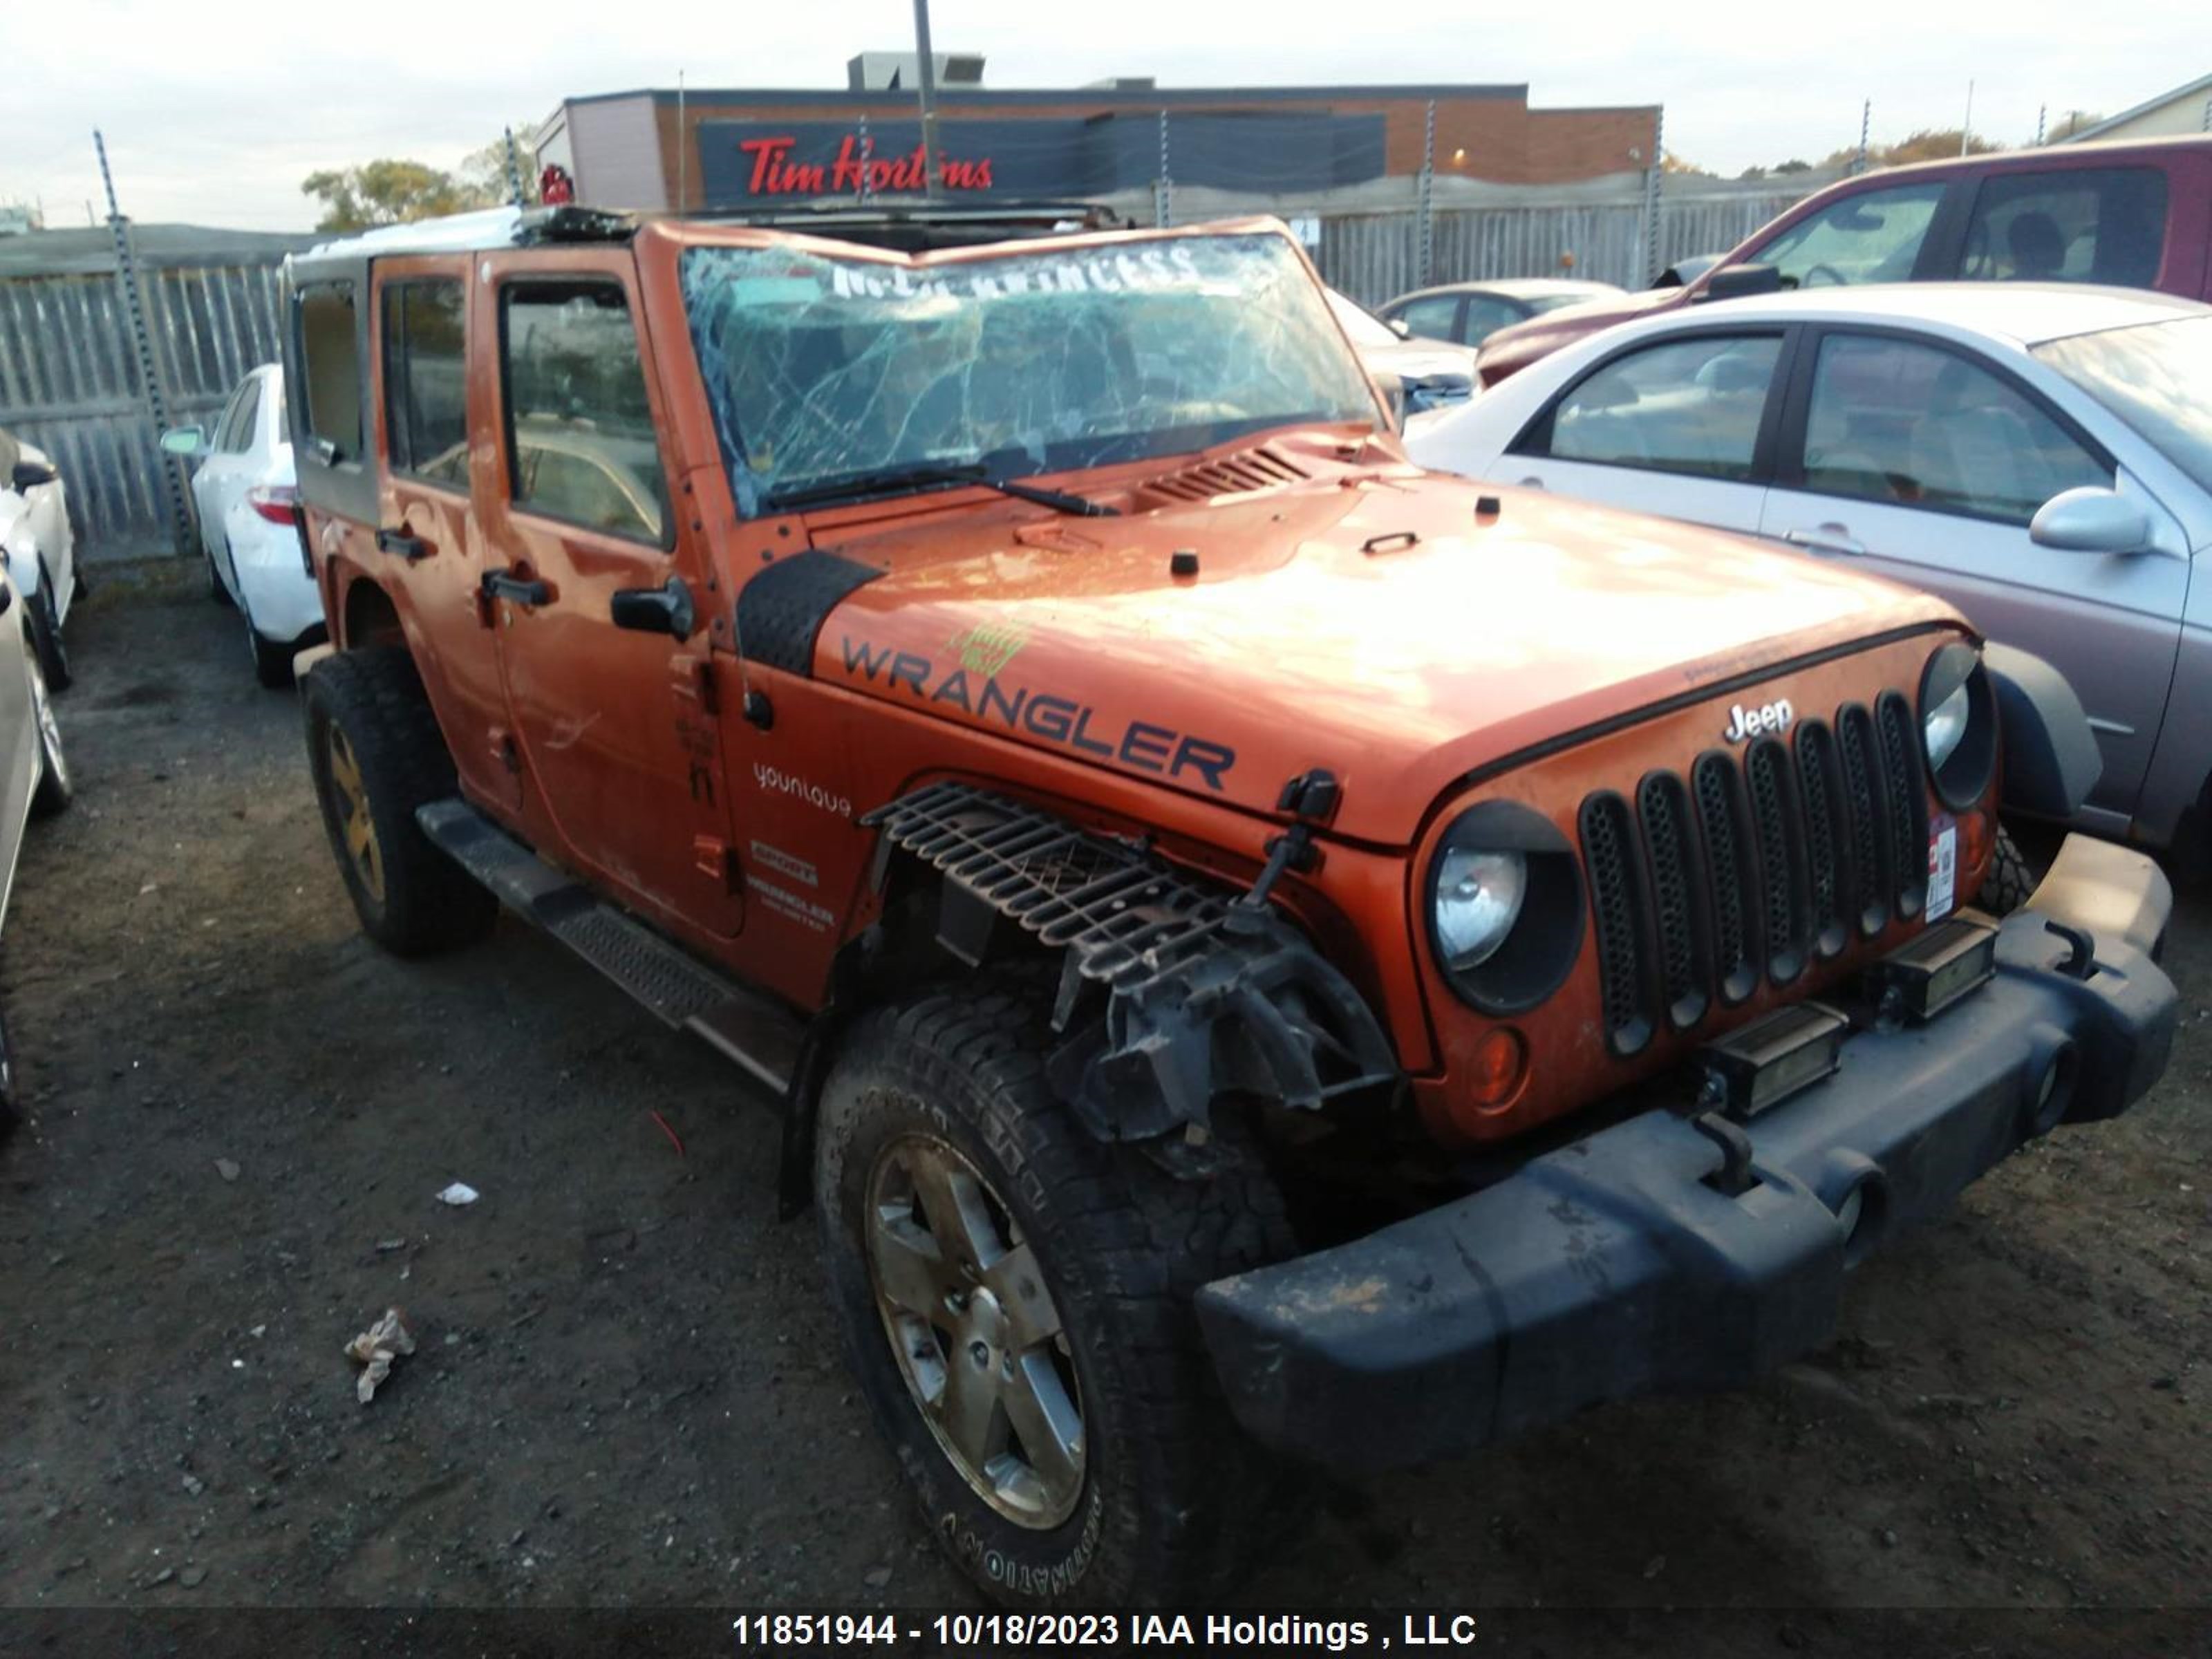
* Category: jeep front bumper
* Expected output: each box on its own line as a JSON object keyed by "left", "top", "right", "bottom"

{"left": 1194, "top": 833, "right": 2177, "bottom": 1472}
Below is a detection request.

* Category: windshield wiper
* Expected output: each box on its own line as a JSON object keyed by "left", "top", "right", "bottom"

{"left": 763, "top": 456, "right": 1120, "bottom": 516}
{"left": 992, "top": 476, "right": 1120, "bottom": 517}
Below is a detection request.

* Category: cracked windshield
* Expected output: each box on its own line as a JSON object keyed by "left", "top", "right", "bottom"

{"left": 679, "top": 231, "right": 1376, "bottom": 513}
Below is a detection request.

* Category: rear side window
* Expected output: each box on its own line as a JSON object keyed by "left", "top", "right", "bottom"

{"left": 500, "top": 283, "right": 667, "bottom": 545}
{"left": 1392, "top": 295, "right": 1462, "bottom": 341}
{"left": 297, "top": 284, "right": 363, "bottom": 462}
{"left": 1958, "top": 168, "right": 2167, "bottom": 288}
{"left": 383, "top": 280, "right": 469, "bottom": 483}
{"left": 212, "top": 379, "right": 257, "bottom": 453}
{"left": 1743, "top": 183, "right": 1945, "bottom": 289}
{"left": 1798, "top": 333, "right": 2109, "bottom": 523}
{"left": 1461, "top": 295, "right": 1526, "bottom": 345}
{"left": 1524, "top": 333, "right": 1783, "bottom": 481}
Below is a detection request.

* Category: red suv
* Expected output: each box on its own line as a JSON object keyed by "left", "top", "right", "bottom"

{"left": 1477, "top": 135, "right": 2212, "bottom": 384}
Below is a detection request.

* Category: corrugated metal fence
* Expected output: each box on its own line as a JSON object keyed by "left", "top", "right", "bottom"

{"left": 0, "top": 226, "right": 308, "bottom": 558}
{"left": 1318, "top": 185, "right": 1812, "bottom": 306}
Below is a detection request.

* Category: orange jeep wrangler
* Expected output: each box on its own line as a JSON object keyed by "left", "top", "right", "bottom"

{"left": 281, "top": 203, "right": 2177, "bottom": 1606}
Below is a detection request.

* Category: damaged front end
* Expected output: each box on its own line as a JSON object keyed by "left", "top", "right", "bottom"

{"left": 865, "top": 781, "right": 1399, "bottom": 1149}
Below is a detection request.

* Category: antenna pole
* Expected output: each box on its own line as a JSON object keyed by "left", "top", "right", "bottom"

{"left": 910, "top": 0, "right": 944, "bottom": 197}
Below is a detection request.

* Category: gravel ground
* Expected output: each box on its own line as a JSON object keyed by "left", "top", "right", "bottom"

{"left": 1, "top": 577, "right": 2206, "bottom": 1654}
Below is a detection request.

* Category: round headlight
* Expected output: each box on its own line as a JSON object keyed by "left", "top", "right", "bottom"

{"left": 1427, "top": 801, "right": 1584, "bottom": 1015}
{"left": 1920, "top": 641, "right": 1997, "bottom": 809}
{"left": 1924, "top": 678, "right": 1971, "bottom": 772}
{"left": 1434, "top": 847, "right": 1528, "bottom": 970}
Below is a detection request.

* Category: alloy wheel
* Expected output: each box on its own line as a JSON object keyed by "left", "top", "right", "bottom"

{"left": 325, "top": 725, "right": 384, "bottom": 903}
{"left": 865, "top": 1132, "right": 1086, "bottom": 1529}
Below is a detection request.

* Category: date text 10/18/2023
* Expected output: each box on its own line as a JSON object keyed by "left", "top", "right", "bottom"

{"left": 730, "top": 1613, "right": 1482, "bottom": 1649}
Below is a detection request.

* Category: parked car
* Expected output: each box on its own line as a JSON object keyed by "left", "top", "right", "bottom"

{"left": 1324, "top": 288, "right": 1478, "bottom": 412}
{"left": 1407, "top": 283, "right": 2212, "bottom": 853}
{"left": 0, "top": 427, "right": 83, "bottom": 692}
{"left": 1377, "top": 277, "right": 1626, "bottom": 346}
{"left": 281, "top": 203, "right": 2171, "bottom": 1607}
{"left": 1475, "top": 134, "right": 2212, "bottom": 384}
{"left": 160, "top": 365, "right": 323, "bottom": 686}
{"left": 1653, "top": 254, "right": 1725, "bottom": 288}
{"left": 0, "top": 563, "right": 74, "bottom": 1122}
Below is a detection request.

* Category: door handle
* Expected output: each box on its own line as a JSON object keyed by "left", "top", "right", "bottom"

{"left": 1782, "top": 525, "right": 1866, "bottom": 556}
{"left": 481, "top": 568, "right": 552, "bottom": 608}
{"left": 1517, "top": 475, "right": 1546, "bottom": 489}
{"left": 375, "top": 526, "right": 429, "bottom": 561}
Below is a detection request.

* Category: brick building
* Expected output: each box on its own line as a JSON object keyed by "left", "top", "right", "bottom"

{"left": 534, "top": 59, "right": 1662, "bottom": 217}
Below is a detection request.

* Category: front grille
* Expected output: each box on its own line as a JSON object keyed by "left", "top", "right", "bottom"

{"left": 1579, "top": 688, "right": 1931, "bottom": 1053}
{"left": 1580, "top": 791, "right": 1656, "bottom": 1056}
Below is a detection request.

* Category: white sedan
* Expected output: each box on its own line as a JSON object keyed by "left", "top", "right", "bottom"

{"left": 1407, "top": 284, "right": 2212, "bottom": 845}
{"left": 0, "top": 562, "right": 72, "bottom": 1120}
{"left": 0, "top": 428, "right": 83, "bottom": 693}
{"left": 161, "top": 365, "right": 325, "bottom": 686}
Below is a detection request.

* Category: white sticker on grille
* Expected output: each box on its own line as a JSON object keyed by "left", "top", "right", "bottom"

{"left": 1927, "top": 815, "right": 1958, "bottom": 922}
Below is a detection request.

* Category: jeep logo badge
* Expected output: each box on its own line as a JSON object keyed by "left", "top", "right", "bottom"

{"left": 1723, "top": 699, "right": 1793, "bottom": 743}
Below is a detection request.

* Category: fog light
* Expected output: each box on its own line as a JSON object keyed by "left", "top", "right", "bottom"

{"left": 2025, "top": 1038, "right": 2078, "bottom": 1136}
{"left": 1467, "top": 1025, "right": 1528, "bottom": 1109}
{"left": 1866, "top": 916, "right": 1998, "bottom": 1022}
{"left": 1828, "top": 1176, "right": 1885, "bottom": 1267}
{"left": 1833, "top": 1183, "right": 1864, "bottom": 1239}
{"left": 1696, "top": 1002, "right": 1847, "bottom": 1121}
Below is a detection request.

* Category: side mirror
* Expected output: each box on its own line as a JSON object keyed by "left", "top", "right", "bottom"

{"left": 10, "top": 460, "right": 57, "bottom": 491}
{"left": 1691, "top": 263, "right": 1784, "bottom": 304}
{"left": 160, "top": 425, "right": 207, "bottom": 460}
{"left": 609, "top": 574, "right": 696, "bottom": 641}
{"left": 2029, "top": 486, "right": 2154, "bottom": 555}
{"left": 1370, "top": 369, "right": 1409, "bottom": 434}
{"left": 1387, "top": 317, "right": 1413, "bottom": 339}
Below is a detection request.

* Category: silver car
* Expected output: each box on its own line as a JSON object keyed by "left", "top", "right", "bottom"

{"left": 0, "top": 563, "right": 72, "bottom": 1118}
{"left": 1408, "top": 284, "right": 2212, "bottom": 854}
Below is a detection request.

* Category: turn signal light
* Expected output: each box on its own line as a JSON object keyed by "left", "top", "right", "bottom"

{"left": 1961, "top": 809, "right": 1991, "bottom": 879}
{"left": 1468, "top": 1025, "right": 1529, "bottom": 1109}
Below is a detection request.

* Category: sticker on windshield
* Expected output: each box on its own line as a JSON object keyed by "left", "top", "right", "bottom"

{"left": 1927, "top": 812, "right": 1958, "bottom": 922}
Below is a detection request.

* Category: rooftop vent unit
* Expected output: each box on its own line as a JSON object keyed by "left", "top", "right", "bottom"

{"left": 847, "top": 52, "right": 986, "bottom": 91}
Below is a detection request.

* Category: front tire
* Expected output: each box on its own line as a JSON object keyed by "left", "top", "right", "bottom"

{"left": 28, "top": 644, "right": 71, "bottom": 818}
{"left": 241, "top": 593, "right": 294, "bottom": 688}
{"left": 1983, "top": 825, "right": 2038, "bottom": 916}
{"left": 28, "top": 562, "right": 69, "bottom": 693}
{"left": 815, "top": 984, "right": 1302, "bottom": 1606}
{"left": 302, "top": 648, "right": 496, "bottom": 956}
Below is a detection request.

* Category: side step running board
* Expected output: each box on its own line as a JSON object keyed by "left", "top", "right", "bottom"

{"left": 416, "top": 799, "right": 805, "bottom": 1096}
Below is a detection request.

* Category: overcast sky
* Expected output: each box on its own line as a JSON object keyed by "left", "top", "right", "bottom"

{"left": 10, "top": 0, "right": 2194, "bottom": 232}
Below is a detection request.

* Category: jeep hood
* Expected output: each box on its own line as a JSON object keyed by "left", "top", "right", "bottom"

{"left": 810, "top": 466, "right": 1958, "bottom": 845}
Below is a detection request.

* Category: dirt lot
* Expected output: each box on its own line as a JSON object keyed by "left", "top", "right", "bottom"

{"left": 2, "top": 579, "right": 2208, "bottom": 1653}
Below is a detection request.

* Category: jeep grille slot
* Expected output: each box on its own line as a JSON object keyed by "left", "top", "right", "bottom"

{"left": 1636, "top": 771, "right": 1710, "bottom": 1031}
{"left": 1875, "top": 691, "right": 1929, "bottom": 919}
{"left": 1794, "top": 720, "right": 1851, "bottom": 959}
{"left": 1579, "top": 689, "right": 1933, "bottom": 1058}
{"left": 1835, "top": 703, "right": 1891, "bottom": 935}
{"left": 1578, "top": 791, "right": 1656, "bottom": 1056}
{"left": 1691, "top": 752, "right": 1763, "bottom": 1006}
{"left": 1744, "top": 738, "right": 1810, "bottom": 984}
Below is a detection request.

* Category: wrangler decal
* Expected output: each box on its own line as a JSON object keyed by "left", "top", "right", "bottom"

{"left": 839, "top": 634, "right": 1237, "bottom": 791}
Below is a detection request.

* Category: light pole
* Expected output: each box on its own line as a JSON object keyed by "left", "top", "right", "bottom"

{"left": 910, "top": 0, "right": 944, "bottom": 198}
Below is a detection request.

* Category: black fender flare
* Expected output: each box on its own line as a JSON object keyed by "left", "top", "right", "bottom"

{"left": 1985, "top": 642, "right": 2102, "bottom": 821}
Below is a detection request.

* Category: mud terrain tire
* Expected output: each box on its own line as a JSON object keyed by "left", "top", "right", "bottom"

{"left": 1983, "top": 825, "right": 2038, "bottom": 917}
{"left": 303, "top": 648, "right": 496, "bottom": 957}
{"left": 816, "top": 982, "right": 1302, "bottom": 1606}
